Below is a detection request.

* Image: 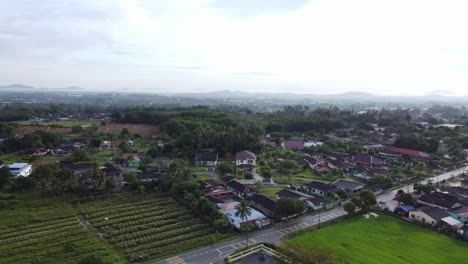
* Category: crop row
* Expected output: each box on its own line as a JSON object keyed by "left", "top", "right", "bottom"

{"left": 109, "top": 218, "right": 201, "bottom": 243}
{"left": 83, "top": 198, "right": 175, "bottom": 219}
{"left": 0, "top": 227, "right": 86, "bottom": 255}
{"left": 83, "top": 197, "right": 172, "bottom": 215}
{"left": 0, "top": 218, "right": 77, "bottom": 240}
{"left": 0, "top": 229, "right": 108, "bottom": 264}
{"left": 85, "top": 202, "right": 179, "bottom": 222}
{"left": 105, "top": 214, "right": 193, "bottom": 237}
{"left": 97, "top": 209, "right": 190, "bottom": 233}
{"left": 0, "top": 217, "right": 77, "bottom": 238}
{"left": 90, "top": 207, "right": 187, "bottom": 228}
{"left": 116, "top": 223, "right": 210, "bottom": 250}
{"left": 127, "top": 234, "right": 215, "bottom": 262}
{"left": 0, "top": 224, "right": 78, "bottom": 246}
{"left": 122, "top": 228, "right": 213, "bottom": 255}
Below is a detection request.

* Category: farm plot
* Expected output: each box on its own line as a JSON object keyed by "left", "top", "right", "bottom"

{"left": 81, "top": 196, "right": 219, "bottom": 262}
{"left": 0, "top": 215, "right": 122, "bottom": 264}
{"left": 98, "top": 122, "right": 160, "bottom": 139}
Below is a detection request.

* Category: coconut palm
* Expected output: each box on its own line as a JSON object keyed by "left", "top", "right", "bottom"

{"left": 235, "top": 199, "right": 252, "bottom": 249}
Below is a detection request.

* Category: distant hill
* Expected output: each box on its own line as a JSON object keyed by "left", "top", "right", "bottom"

{"left": 0, "top": 84, "right": 35, "bottom": 90}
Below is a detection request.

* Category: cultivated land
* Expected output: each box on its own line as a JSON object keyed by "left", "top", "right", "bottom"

{"left": 79, "top": 195, "right": 222, "bottom": 262}
{"left": 0, "top": 193, "right": 220, "bottom": 263}
{"left": 0, "top": 193, "right": 123, "bottom": 264}
{"left": 289, "top": 215, "right": 468, "bottom": 264}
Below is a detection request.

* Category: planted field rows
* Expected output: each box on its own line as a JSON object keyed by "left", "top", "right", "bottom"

{"left": 0, "top": 216, "right": 118, "bottom": 264}
{"left": 81, "top": 196, "right": 218, "bottom": 262}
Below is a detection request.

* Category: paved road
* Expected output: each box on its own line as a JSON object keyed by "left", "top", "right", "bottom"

{"left": 155, "top": 165, "right": 468, "bottom": 264}
{"left": 377, "top": 165, "right": 467, "bottom": 202}
{"left": 155, "top": 208, "right": 347, "bottom": 264}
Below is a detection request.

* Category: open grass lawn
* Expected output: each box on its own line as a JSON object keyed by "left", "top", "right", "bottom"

{"left": 194, "top": 173, "right": 214, "bottom": 180}
{"left": 256, "top": 186, "right": 284, "bottom": 198}
{"left": 289, "top": 215, "right": 468, "bottom": 264}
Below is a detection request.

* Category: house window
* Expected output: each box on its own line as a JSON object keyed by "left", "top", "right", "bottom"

{"left": 248, "top": 160, "right": 253, "bottom": 163}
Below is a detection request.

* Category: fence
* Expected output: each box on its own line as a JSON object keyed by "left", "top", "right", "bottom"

{"left": 226, "top": 243, "right": 280, "bottom": 263}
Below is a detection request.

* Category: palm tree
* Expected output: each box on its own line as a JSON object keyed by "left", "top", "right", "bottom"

{"left": 235, "top": 199, "right": 252, "bottom": 249}
{"left": 414, "top": 161, "right": 426, "bottom": 179}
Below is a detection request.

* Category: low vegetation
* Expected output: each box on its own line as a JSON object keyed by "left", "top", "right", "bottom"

{"left": 289, "top": 215, "right": 468, "bottom": 264}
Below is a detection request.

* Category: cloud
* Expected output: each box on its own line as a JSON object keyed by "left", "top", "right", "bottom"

{"left": 0, "top": 0, "right": 467, "bottom": 95}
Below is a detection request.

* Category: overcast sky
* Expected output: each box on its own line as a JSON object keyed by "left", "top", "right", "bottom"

{"left": 1, "top": 0, "right": 467, "bottom": 95}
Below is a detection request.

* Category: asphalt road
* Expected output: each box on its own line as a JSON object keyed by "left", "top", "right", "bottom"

{"left": 155, "top": 165, "right": 467, "bottom": 264}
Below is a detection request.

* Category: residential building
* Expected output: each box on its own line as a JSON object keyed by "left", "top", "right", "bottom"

{"left": 304, "top": 181, "right": 338, "bottom": 197}
{"left": 235, "top": 150, "right": 256, "bottom": 172}
{"left": 250, "top": 193, "right": 277, "bottom": 218}
{"left": 60, "top": 161, "right": 95, "bottom": 175}
{"left": 225, "top": 207, "right": 270, "bottom": 229}
{"left": 417, "top": 192, "right": 461, "bottom": 210}
{"left": 281, "top": 140, "right": 304, "bottom": 149}
{"left": 194, "top": 152, "right": 218, "bottom": 167}
{"left": 349, "top": 155, "right": 385, "bottom": 168}
{"left": 332, "top": 179, "right": 365, "bottom": 194}
{"left": 227, "top": 180, "right": 251, "bottom": 197}
{"left": 409, "top": 206, "right": 449, "bottom": 226}
{"left": 0, "top": 163, "right": 32, "bottom": 178}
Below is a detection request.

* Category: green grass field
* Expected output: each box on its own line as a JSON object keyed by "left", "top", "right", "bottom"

{"left": 256, "top": 186, "right": 284, "bottom": 198}
{"left": 289, "top": 215, "right": 468, "bottom": 264}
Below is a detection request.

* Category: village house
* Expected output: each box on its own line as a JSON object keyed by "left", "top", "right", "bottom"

{"left": 417, "top": 192, "right": 461, "bottom": 210}
{"left": 409, "top": 206, "right": 449, "bottom": 226}
{"left": 304, "top": 181, "right": 338, "bottom": 197}
{"left": 349, "top": 154, "right": 385, "bottom": 168}
{"left": 225, "top": 207, "right": 270, "bottom": 229}
{"left": 137, "top": 172, "right": 162, "bottom": 182}
{"left": 60, "top": 161, "right": 95, "bottom": 175}
{"left": 151, "top": 157, "right": 172, "bottom": 171}
{"left": 226, "top": 179, "right": 251, "bottom": 197}
{"left": 235, "top": 150, "right": 256, "bottom": 172}
{"left": 194, "top": 152, "right": 218, "bottom": 167}
{"left": 250, "top": 193, "right": 277, "bottom": 218}
{"left": 119, "top": 153, "right": 145, "bottom": 168}
{"left": 0, "top": 163, "right": 32, "bottom": 178}
{"left": 101, "top": 163, "right": 123, "bottom": 190}
{"left": 23, "top": 147, "right": 49, "bottom": 156}
{"left": 51, "top": 145, "right": 74, "bottom": 156}
{"left": 332, "top": 179, "right": 365, "bottom": 194}
{"left": 281, "top": 140, "right": 304, "bottom": 149}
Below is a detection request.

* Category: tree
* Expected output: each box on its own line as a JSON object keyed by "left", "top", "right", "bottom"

{"left": 0, "top": 166, "right": 12, "bottom": 189}
{"left": 413, "top": 161, "right": 428, "bottom": 179}
{"left": 343, "top": 202, "right": 356, "bottom": 216}
{"left": 216, "top": 161, "right": 235, "bottom": 176}
{"left": 398, "top": 192, "right": 416, "bottom": 206}
{"left": 277, "top": 241, "right": 340, "bottom": 264}
{"left": 368, "top": 175, "right": 393, "bottom": 189}
{"left": 350, "top": 189, "right": 377, "bottom": 214}
{"left": 260, "top": 166, "right": 272, "bottom": 178}
{"left": 71, "top": 149, "right": 89, "bottom": 162}
{"left": 71, "top": 125, "right": 83, "bottom": 133}
{"left": 274, "top": 198, "right": 305, "bottom": 218}
{"left": 123, "top": 172, "right": 139, "bottom": 191}
{"left": 413, "top": 183, "right": 435, "bottom": 194}
{"left": 120, "top": 128, "right": 130, "bottom": 137}
{"left": 235, "top": 199, "right": 252, "bottom": 249}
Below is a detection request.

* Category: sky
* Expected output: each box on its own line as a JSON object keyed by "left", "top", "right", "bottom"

{"left": 0, "top": 0, "right": 468, "bottom": 95}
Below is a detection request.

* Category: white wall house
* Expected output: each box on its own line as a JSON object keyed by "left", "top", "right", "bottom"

{"left": 235, "top": 150, "right": 256, "bottom": 172}
{"left": 0, "top": 163, "right": 33, "bottom": 178}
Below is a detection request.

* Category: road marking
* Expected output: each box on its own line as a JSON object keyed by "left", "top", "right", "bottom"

{"left": 166, "top": 256, "right": 186, "bottom": 264}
